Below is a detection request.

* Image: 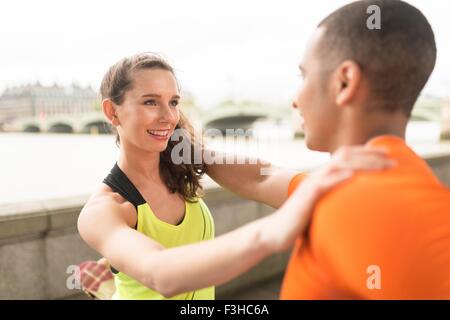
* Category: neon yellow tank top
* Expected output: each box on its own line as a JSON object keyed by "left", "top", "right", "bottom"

{"left": 103, "top": 163, "right": 215, "bottom": 300}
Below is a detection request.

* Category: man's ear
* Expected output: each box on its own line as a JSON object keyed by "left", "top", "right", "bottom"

{"left": 102, "top": 99, "right": 119, "bottom": 126}
{"left": 333, "top": 60, "right": 361, "bottom": 107}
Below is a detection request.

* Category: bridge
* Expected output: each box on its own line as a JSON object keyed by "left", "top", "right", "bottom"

{"left": 5, "top": 112, "right": 111, "bottom": 134}
{"left": 3, "top": 102, "right": 290, "bottom": 135}
{"left": 200, "top": 102, "right": 290, "bottom": 133}
{"left": 2, "top": 99, "right": 449, "bottom": 139}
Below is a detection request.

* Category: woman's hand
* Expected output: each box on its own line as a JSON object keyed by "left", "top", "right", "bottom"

{"left": 266, "top": 145, "right": 396, "bottom": 251}
{"left": 295, "top": 145, "right": 395, "bottom": 203}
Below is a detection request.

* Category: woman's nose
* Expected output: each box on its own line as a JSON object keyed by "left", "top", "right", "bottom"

{"left": 160, "top": 104, "right": 176, "bottom": 122}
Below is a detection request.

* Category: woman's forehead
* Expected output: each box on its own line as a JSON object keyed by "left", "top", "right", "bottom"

{"left": 130, "top": 69, "right": 179, "bottom": 94}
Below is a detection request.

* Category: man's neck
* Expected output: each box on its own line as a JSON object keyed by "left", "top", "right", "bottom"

{"left": 329, "top": 111, "right": 409, "bottom": 153}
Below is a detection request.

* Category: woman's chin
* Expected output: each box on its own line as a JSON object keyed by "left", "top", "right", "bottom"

{"left": 138, "top": 142, "right": 169, "bottom": 154}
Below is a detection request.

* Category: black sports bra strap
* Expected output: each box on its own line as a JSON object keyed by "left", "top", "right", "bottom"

{"left": 102, "top": 163, "right": 146, "bottom": 275}
{"left": 102, "top": 162, "right": 146, "bottom": 209}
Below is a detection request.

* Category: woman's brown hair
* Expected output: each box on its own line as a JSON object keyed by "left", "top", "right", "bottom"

{"left": 100, "top": 53, "right": 206, "bottom": 202}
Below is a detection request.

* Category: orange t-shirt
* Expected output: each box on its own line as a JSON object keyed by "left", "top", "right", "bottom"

{"left": 280, "top": 135, "right": 450, "bottom": 299}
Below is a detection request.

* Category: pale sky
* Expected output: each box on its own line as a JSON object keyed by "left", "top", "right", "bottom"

{"left": 1, "top": 0, "right": 449, "bottom": 108}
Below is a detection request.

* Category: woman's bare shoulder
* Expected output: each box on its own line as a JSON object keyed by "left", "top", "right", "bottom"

{"left": 80, "top": 183, "right": 137, "bottom": 228}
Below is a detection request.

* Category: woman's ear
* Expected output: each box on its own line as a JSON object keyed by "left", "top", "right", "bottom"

{"left": 102, "top": 99, "right": 119, "bottom": 126}
{"left": 334, "top": 60, "right": 361, "bottom": 107}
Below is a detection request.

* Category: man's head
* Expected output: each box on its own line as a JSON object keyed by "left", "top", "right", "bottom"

{"left": 292, "top": 0, "right": 437, "bottom": 152}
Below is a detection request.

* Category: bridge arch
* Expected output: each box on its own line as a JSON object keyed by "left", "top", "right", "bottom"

{"left": 204, "top": 115, "right": 267, "bottom": 133}
{"left": 48, "top": 122, "right": 74, "bottom": 133}
{"left": 82, "top": 121, "right": 112, "bottom": 134}
{"left": 23, "top": 124, "right": 41, "bottom": 133}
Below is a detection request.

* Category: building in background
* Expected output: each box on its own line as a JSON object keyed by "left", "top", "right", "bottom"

{"left": 0, "top": 83, "right": 100, "bottom": 129}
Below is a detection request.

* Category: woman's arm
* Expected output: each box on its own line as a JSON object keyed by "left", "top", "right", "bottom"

{"left": 77, "top": 195, "right": 286, "bottom": 298}
{"left": 204, "top": 149, "right": 301, "bottom": 209}
{"left": 204, "top": 144, "right": 392, "bottom": 209}
{"left": 78, "top": 146, "right": 393, "bottom": 298}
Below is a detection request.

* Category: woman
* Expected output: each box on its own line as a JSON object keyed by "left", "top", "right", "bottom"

{"left": 77, "top": 52, "right": 393, "bottom": 300}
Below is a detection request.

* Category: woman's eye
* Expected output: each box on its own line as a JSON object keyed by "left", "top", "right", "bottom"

{"left": 144, "top": 100, "right": 157, "bottom": 106}
{"left": 170, "top": 100, "right": 179, "bottom": 107}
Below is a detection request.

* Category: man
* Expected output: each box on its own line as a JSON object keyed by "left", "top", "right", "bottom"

{"left": 281, "top": 0, "right": 450, "bottom": 299}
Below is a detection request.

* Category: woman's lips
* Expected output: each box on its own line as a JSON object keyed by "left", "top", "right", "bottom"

{"left": 147, "top": 129, "right": 170, "bottom": 140}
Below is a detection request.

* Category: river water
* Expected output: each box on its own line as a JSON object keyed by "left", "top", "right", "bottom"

{"left": 0, "top": 121, "right": 447, "bottom": 205}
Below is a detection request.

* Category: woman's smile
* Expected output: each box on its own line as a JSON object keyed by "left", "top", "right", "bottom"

{"left": 147, "top": 129, "right": 170, "bottom": 140}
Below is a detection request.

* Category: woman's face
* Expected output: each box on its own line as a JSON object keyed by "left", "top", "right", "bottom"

{"left": 115, "top": 68, "right": 181, "bottom": 153}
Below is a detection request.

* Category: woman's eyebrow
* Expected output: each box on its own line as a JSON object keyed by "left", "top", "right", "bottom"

{"left": 141, "top": 94, "right": 180, "bottom": 99}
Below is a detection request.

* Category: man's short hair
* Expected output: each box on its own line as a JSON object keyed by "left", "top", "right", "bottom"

{"left": 317, "top": 0, "right": 436, "bottom": 115}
